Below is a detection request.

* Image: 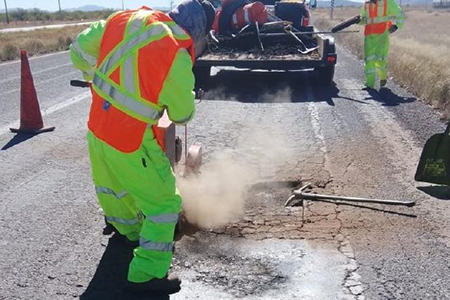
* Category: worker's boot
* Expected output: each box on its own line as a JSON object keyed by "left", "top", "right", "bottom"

{"left": 102, "top": 218, "right": 116, "bottom": 235}
{"left": 125, "top": 274, "right": 181, "bottom": 294}
{"left": 380, "top": 79, "right": 387, "bottom": 87}
{"left": 362, "top": 85, "right": 376, "bottom": 91}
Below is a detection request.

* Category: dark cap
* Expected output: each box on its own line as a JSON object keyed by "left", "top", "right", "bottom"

{"left": 201, "top": 0, "right": 216, "bottom": 33}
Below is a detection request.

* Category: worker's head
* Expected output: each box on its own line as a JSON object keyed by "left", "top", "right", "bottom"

{"left": 169, "top": 0, "right": 215, "bottom": 48}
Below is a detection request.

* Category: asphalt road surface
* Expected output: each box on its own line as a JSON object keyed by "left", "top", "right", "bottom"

{"left": 0, "top": 47, "right": 449, "bottom": 300}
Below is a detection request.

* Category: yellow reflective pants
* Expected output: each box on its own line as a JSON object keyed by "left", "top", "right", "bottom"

{"left": 87, "top": 129, "right": 182, "bottom": 283}
{"left": 364, "top": 31, "right": 390, "bottom": 88}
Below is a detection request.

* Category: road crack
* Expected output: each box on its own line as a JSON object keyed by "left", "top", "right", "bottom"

{"left": 335, "top": 205, "right": 366, "bottom": 299}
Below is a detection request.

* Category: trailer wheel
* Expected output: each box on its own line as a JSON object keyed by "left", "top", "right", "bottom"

{"left": 315, "top": 65, "right": 335, "bottom": 86}
{"left": 193, "top": 66, "right": 211, "bottom": 88}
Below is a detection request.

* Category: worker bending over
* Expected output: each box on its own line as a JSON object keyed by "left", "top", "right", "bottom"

{"left": 70, "top": 0, "right": 215, "bottom": 294}
{"left": 359, "top": 0, "right": 404, "bottom": 89}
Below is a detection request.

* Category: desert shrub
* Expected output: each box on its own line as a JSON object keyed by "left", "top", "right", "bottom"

{"left": 2, "top": 9, "right": 116, "bottom": 23}
{"left": 1, "top": 44, "right": 20, "bottom": 60}
{"left": 23, "top": 38, "right": 45, "bottom": 54}
{"left": 57, "top": 36, "right": 68, "bottom": 50}
{"left": 65, "top": 36, "right": 73, "bottom": 47}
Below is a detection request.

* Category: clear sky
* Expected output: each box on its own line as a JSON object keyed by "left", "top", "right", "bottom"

{"left": 3, "top": 0, "right": 363, "bottom": 11}
{"left": 3, "top": 0, "right": 177, "bottom": 11}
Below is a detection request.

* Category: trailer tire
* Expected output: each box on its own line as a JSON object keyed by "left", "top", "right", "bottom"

{"left": 193, "top": 66, "right": 211, "bottom": 88}
{"left": 315, "top": 65, "right": 335, "bottom": 86}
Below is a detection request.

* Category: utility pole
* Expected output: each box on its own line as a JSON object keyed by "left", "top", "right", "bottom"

{"left": 3, "top": 0, "right": 9, "bottom": 24}
{"left": 122, "top": 0, "right": 124, "bottom": 10}
{"left": 58, "top": 0, "right": 61, "bottom": 13}
{"left": 330, "top": 0, "right": 335, "bottom": 19}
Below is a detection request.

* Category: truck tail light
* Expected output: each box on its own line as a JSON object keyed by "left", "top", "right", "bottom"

{"left": 302, "top": 17, "right": 309, "bottom": 27}
{"left": 327, "top": 54, "right": 337, "bottom": 64}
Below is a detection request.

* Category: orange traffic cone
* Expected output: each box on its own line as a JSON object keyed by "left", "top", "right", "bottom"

{"left": 10, "top": 50, "right": 55, "bottom": 134}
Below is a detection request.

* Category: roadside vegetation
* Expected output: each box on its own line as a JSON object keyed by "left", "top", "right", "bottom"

{"left": 314, "top": 7, "right": 450, "bottom": 116}
{"left": 0, "top": 25, "right": 89, "bottom": 61}
{"left": 0, "top": 9, "right": 113, "bottom": 27}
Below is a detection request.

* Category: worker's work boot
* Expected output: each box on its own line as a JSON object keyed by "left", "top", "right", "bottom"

{"left": 380, "top": 79, "right": 387, "bottom": 87}
{"left": 125, "top": 274, "right": 182, "bottom": 294}
{"left": 362, "top": 85, "right": 376, "bottom": 91}
{"left": 102, "top": 219, "right": 116, "bottom": 235}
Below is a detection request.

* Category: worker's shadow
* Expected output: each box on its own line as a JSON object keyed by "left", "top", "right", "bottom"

{"left": 310, "top": 82, "right": 341, "bottom": 106}
{"left": 366, "top": 87, "right": 415, "bottom": 106}
{"left": 201, "top": 69, "right": 339, "bottom": 104}
{"left": 80, "top": 233, "right": 170, "bottom": 300}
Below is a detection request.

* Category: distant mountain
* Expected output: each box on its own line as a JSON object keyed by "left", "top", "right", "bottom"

{"left": 401, "top": 0, "right": 433, "bottom": 5}
{"left": 317, "top": 0, "right": 431, "bottom": 6}
{"left": 66, "top": 5, "right": 170, "bottom": 12}
{"left": 66, "top": 5, "right": 113, "bottom": 12}
{"left": 317, "top": 0, "right": 362, "bottom": 7}
{"left": 0, "top": 7, "right": 20, "bottom": 13}
{"left": 153, "top": 6, "right": 171, "bottom": 12}
{"left": 0, "top": 6, "right": 114, "bottom": 13}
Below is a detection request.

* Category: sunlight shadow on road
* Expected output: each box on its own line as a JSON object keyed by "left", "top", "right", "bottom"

{"left": 364, "top": 88, "right": 416, "bottom": 107}
{"left": 80, "top": 233, "right": 170, "bottom": 300}
{"left": 200, "top": 69, "right": 333, "bottom": 103}
{"left": 417, "top": 186, "right": 450, "bottom": 200}
{"left": 378, "top": 88, "right": 416, "bottom": 106}
{"left": 1, "top": 133, "right": 36, "bottom": 150}
{"left": 316, "top": 200, "right": 417, "bottom": 218}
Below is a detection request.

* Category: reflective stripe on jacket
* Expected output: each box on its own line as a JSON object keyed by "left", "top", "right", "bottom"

{"left": 70, "top": 21, "right": 106, "bottom": 81}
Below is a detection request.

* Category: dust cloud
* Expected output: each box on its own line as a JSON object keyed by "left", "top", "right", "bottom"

{"left": 177, "top": 87, "right": 297, "bottom": 229}
{"left": 177, "top": 151, "right": 256, "bottom": 228}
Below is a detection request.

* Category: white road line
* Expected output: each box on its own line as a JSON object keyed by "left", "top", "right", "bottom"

{"left": 0, "top": 63, "right": 73, "bottom": 85}
{"left": 306, "top": 85, "right": 364, "bottom": 298}
{"left": 2, "top": 70, "right": 79, "bottom": 95}
{"left": 0, "top": 51, "right": 70, "bottom": 67}
{"left": 306, "top": 86, "right": 334, "bottom": 178}
{"left": 306, "top": 88, "right": 328, "bottom": 155}
{"left": 0, "top": 91, "right": 91, "bottom": 136}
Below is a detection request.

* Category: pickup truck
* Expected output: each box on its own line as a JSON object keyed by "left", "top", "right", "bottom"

{"left": 194, "top": 0, "right": 337, "bottom": 86}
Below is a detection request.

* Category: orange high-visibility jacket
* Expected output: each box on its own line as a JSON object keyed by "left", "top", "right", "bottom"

{"left": 360, "top": 0, "right": 404, "bottom": 35}
{"left": 70, "top": 7, "right": 196, "bottom": 152}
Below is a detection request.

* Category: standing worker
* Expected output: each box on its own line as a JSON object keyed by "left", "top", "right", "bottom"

{"left": 69, "top": 0, "right": 215, "bottom": 295}
{"left": 359, "top": 0, "right": 404, "bottom": 90}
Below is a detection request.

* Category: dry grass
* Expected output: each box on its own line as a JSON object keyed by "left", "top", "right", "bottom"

{"left": 0, "top": 20, "right": 93, "bottom": 29}
{"left": 314, "top": 7, "right": 450, "bottom": 114}
{"left": 0, "top": 25, "right": 89, "bottom": 62}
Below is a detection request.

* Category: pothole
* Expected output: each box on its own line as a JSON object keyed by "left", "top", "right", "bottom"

{"left": 203, "top": 179, "right": 340, "bottom": 240}
{"left": 174, "top": 253, "right": 286, "bottom": 297}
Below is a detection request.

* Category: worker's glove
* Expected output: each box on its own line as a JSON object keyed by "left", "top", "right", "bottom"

{"left": 389, "top": 25, "right": 398, "bottom": 34}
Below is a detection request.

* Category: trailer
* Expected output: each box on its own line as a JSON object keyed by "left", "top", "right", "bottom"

{"left": 194, "top": 0, "right": 337, "bottom": 86}
{"left": 433, "top": 0, "right": 450, "bottom": 8}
